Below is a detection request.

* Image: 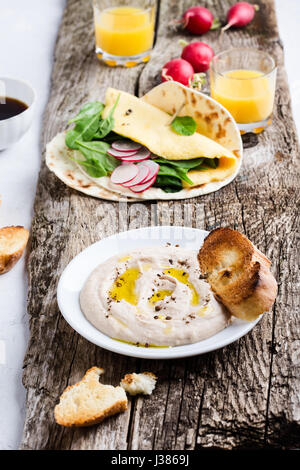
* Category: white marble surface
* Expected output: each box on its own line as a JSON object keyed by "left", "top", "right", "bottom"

{"left": 0, "top": 0, "right": 299, "bottom": 450}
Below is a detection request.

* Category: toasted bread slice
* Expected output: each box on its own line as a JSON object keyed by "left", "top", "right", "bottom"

{"left": 198, "top": 228, "right": 277, "bottom": 321}
{"left": 0, "top": 226, "right": 29, "bottom": 274}
{"left": 54, "top": 367, "right": 128, "bottom": 427}
{"left": 121, "top": 372, "right": 157, "bottom": 396}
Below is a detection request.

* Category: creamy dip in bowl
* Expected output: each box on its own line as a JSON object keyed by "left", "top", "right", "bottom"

{"left": 80, "top": 246, "right": 229, "bottom": 347}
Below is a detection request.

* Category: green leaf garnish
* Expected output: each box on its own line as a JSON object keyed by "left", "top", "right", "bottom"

{"left": 171, "top": 116, "right": 197, "bottom": 136}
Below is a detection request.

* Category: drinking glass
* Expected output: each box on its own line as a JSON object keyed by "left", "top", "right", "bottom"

{"left": 210, "top": 48, "right": 277, "bottom": 134}
{"left": 93, "top": 0, "right": 156, "bottom": 67}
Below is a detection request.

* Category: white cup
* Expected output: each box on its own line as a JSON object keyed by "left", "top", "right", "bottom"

{"left": 0, "top": 77, "right": 36, "bottom": 150}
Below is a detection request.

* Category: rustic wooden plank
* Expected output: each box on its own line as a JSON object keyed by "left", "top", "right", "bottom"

{"left": 133, "top": 0, "right": 300, "bottom": 450}
{"left": 20, "top": 0, "right": 150, "bottom": 450}
{"left": 21, "top": 0, "right": 300, "bottom": 450}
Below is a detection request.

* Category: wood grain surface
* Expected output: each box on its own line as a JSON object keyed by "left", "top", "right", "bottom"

{"left": 20, "top": 0, "right": 300, "bottom": 449}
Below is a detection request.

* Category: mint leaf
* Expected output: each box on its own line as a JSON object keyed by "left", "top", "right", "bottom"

{"left": 171, "top": 116, "right": 197, "bottom": 136}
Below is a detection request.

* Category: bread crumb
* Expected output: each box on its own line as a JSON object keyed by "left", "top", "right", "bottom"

{"left": 120, "top": 372, "right": 157, "bottom": 396}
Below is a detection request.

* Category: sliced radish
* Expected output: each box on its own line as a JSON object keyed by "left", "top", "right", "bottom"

{"left": 129, "top": 175, "right": 156, "bottom": 193}
{"left": 122, "top": 163, "right": 150, "bottom": 187}
{"left": 141, "top": 160, "right": 160, "bottom": 182}
{"left": 108, "top": 147, "right": 139, "bottom": 158}
{"left": 119, "top": 147, "right": 150, "bottom": 162}
{"left": 110, "top": 163, "right": 138, "bottom": 185}
{"left": 112, "top": 140, "right": 142, "bottom": 152}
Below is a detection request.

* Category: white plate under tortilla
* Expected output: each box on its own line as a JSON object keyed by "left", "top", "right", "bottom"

{"left": 57, "top": 226, "right": 261, "bottom": 359}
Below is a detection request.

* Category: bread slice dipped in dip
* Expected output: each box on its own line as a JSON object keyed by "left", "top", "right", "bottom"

{"left": 80, "top": 246, "right": 229, "bottom": 347}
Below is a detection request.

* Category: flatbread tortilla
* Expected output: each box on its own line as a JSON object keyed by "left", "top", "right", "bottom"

{"left": 46, "top": 82, "right": 243, "bottom": 201}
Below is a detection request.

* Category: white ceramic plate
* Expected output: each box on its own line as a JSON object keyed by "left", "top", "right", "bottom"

{"left": 57, "top": 226, "right": 260, "bottom": 359}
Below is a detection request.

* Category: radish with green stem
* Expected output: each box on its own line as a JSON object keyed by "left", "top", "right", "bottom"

{"left": 222, "top": 2, "right": 259, "bottom": 32}
{"left": 161, "top": 58, "right": 194, "bottom": 87}
{"left": 161, "top": 58, "right": 206, "bottom": 89}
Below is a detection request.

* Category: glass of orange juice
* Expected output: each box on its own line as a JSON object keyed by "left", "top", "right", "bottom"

{"left": 210, "top": 48, "right": 277, "bottom": 134}
{"left": 93, "top": 0, "right": 156, "bottom": 67}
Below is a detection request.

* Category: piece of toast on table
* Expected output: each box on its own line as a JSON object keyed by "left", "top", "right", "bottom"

{"left": 54, "top": 367, "right": 128, "bottom": 427}
{"left": 198, "top": 227, "right": 277, "bottom": 321}
{"left": 0, "top": 226, "right": 29, "bottom": 274}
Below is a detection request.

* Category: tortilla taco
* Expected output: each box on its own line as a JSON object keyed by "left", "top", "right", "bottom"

{"left": 46, "top": 81, "right": 242, "bottom": 201}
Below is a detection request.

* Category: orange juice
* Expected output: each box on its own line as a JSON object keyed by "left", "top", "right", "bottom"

{"left": 94, "top": 7, "right": 155, "bottom": 57}
{"left": 211, "top": 69, "right": 275, "bottom": 123}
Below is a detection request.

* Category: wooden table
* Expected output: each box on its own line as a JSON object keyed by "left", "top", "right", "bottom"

{"left": 20, "top": 0, "right": 300, "bottom": 449}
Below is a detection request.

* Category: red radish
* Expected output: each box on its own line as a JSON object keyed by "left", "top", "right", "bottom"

{"left": 118, "top": 148, "right": 150, "bottom": 162}
{"left": 181, "top": 7, "right": 220, "bottom": 35}
{"left": 129, "top": 175, "right": 156, "bottom": 193}
{"left": 120, "top": 155, "right": 149, "bottom": 163}
{"left": 122, "top": 163, "right": 150, "bottom": 187}
{"left": 223, "top": 2, "right": 259, "bottom": 31}
{"left": 111, "top": 140, "right": 141, "bottom": 152}
{"left": 161, "top": 58, "right": 194, "bottom": 87}
{"left": 180, "top": 40, "right": 214, "bottom": 73}
{"left": 107, "top": 147, "right": 138, "bottom": 158}
{"left": 110, "top": 164, "right": 138, "bottom": 185}
{"left": 141, "top": 160, "right": 160, "bottom": 182}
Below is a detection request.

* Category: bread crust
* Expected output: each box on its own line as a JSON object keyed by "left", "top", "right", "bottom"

{"left": 0, "top": 226, "right": 29, "bottom": 274}
{"left": 54, "top": 367, "right": 128, "bottom": 427}
{"left": 198, "top": 228, "right": 277, "bottom": 321}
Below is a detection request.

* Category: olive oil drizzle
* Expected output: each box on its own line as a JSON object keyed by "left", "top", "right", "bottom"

{"left": 149, "top": 289, "right": 173, "bottom": 304}
{"left": 163, "top": 268, "right": 199, "bottom": 305}
{"left": 112, "top": 337, "right": 170, "bottom": 348}
{"left": 109, "top": 267, "right": 140, "bottom": 305}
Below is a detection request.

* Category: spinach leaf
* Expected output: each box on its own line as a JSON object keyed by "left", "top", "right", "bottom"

{"left": 65, "top": 128, "right": 82, "bottom": 150}
{"left": 65, "top": 97, "right": 121, "bottom": 175}
{"left": 75, "top": 158, "right": 107, "bottom": 178}
{"left": 153, "top": 156, "right": 220, "bottom": 192}
{"left": 68, "top": 102, "right": 104, "bottom": 126}
{"left": 154, "top": 175, "right": 183, "bottom": 193}
{"left": 65, "top": 101, "right": 104, "bottom": 149}
{"left": 75, "top": 140, "right": 119, "bottom": 175}
{"left": 199, "top": 158, "right": 218, "bottom": 169}
{"left": 97, "top": 131, "right": 121, "bottom": 144}
{"left": 154, "top": 157, "right": 204, "bottom": 170}
{"left": 76, "top": 140, "right": 110, "bottom": 156}
{"left": 171, "top": 116, "right": 197, "bottom": 136}
{"left": 94, "top": 94, "right": 120, "bottom": 139}
{"left": 157, "top": 163, "right": 194, "bottom": 185}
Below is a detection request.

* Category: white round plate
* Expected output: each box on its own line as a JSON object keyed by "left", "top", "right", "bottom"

{"left": 57, "top": 226, "right": 261, "bottom": 359}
